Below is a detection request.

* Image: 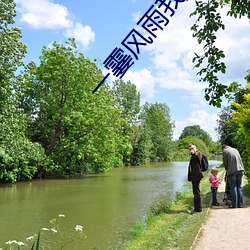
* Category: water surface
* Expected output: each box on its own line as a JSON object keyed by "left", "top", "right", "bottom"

{"left": 0, "top": 160, "right": 221, "bottom": 249}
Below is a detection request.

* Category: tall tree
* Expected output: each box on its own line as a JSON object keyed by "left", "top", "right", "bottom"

{"left": 0, "top": 0, "right": 46, "bottom": 182}
{"left": 0, "top": 0, "right": 27, "bottom": 109}
{"left": 190, "top": 0, "right": 250, "bottom": 107}
{"left": 24, "top": 39, "right": 125, "bottom": 175}
{"left": 140, "top": 102, "right": 174, "bottom": 162}
{"left": 112, "top": 79, "right": 140, "bottom": 165}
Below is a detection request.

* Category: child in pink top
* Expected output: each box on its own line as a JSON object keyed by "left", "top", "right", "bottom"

{"left": 209, "top": 168, "right": 220, "bottom": 206}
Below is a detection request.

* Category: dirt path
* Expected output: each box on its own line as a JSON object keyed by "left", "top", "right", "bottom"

{"left": 192, "top": 174, "right": 250, "bottom": 250}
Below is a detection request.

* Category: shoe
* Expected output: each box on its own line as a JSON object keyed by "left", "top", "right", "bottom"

{"left": 190, "top": 209, "right": 201, "bottom": 214}
{"left": 228, "top": 205, "right": 236, "bottom": 208}
{"left": 212, "top": 203, "right": 220, "bottom": 206}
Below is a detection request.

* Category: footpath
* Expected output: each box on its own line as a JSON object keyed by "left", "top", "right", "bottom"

{"left": 191, "top": 173, "right": 250, "bottom": 250}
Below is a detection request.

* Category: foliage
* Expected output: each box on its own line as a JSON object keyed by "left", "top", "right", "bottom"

{"left": 216, "top": 106, "right": 240, "bottom": 147}
{"left": 112, "top": 79, "right": 140, "bottom": 165}
{"left": 231, "top": 82, "right": 250, "bottom": 176}
{"left": 209, "top": 141, "right": 222, "bottom": 154}
{"left": 112, "top": 79, "right": 140, "bottom": 123}
{"left": 0, "top": 0, "right": 48, "bottom": 182}
{"left": 190, "top": 0, "right": 250, "bottom": 107}
{"left": 24, "top": 39, "right": 126, "bottom": 175}
{"left": 139, "top": 102, "right": 174, "bottom": 162}
{"left": 215, "top": 72, "right": 250, "bottom": 176}
{"left": 0, "top": 0, "right": 27, "bottom": 109}
{"left": 179, "top": 125, "right": 212, "bottom": 146}
{"left": 178, "top": 136, "right": 209, "bottom": 156}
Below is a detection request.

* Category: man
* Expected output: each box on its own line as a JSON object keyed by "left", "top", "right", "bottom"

{"left": 222, "top": 144, "right": 244, "bottom": 208}
{"left": 188, "top": 143, "right": 204, "bottom": 214}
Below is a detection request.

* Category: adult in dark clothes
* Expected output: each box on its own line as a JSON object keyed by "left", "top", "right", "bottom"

{"left": 188, "top": 143, "right": 204, "bottom": 214}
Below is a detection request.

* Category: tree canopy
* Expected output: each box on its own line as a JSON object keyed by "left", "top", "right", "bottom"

{"left": 179, "top": 125, "right": 212, "bottom": 146}
{"left": 191, "top": 0, "right": 250, "bottom": 107}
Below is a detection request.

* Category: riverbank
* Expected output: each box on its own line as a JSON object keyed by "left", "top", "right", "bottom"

{"left": 112, "top": 170, "right": 221, "bottom": 249}
{"left": 113, "top": 169, "right": 250, "bottom": 250}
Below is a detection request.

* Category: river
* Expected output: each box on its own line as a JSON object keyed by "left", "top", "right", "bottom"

{"left": 0, "top": 160, "right": 221, "bottom": 249}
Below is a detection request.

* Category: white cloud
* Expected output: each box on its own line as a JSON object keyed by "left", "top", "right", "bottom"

{"left": 16, "top": 0, "right": 73, "bottom": 29}
{"left": 65, "top": 22, "right": 95, "bottom": 48}
{"left": 173, "top": 110, "right": 219, "bottom": 141}
{"left": 16, "top": 0, "right": 95, "bottom": 48}
{"left": 102, "top": 68, "right": 155, "bottom": 104}
{"left": 131, "top": 1, "right": 250, "bottom": 98}
{"left": 123, "top": 68, "right": 156, "bottom": 103}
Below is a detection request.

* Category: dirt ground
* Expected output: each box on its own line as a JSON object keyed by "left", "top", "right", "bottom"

{"left": 191, "top": 174, "right": 250, "bottom": 250}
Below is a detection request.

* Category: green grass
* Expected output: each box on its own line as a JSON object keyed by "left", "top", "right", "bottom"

{"left": 111, "top": 171, "right": 225, "bottom": 250}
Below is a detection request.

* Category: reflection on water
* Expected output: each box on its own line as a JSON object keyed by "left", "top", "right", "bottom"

{"left": 0, "top": 160, "right": 221, "bottom": 249}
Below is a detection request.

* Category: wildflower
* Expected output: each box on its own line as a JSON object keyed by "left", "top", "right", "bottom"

{"left": 42, "top": 228, "right": 50, "bottom": 231}
{"left": 75, "top": 225, "right": 83, "bottom": 232}
{"left": 5, "top": 240, "right": 25, "bottom": 246}
{"left": 17, "top": 242, "right": 25, "bottom": 246}
{"left": 51, "top": 228, "right": 58, "bottom": 233}
{"left": 58, "top": 214, "right": 65, "bottom": 217}
{"left": 26, "top": 236, "right": 34, "bottom": 241}
{"left": 6, "top": 240, "right": 17, "bottom": 245}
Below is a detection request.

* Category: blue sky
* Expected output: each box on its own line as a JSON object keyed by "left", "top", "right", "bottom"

{"left": 14, "top": 0, "right": 250, "bottom": 141}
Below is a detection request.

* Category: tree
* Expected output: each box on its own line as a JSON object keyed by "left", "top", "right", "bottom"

{"left": 216, "top": 106, "right": 240, "bottom": 147}
{"left": 112, "top": 79, "right": 140, "bottom": 123}
{"left": 140, "top": 102, "right": 174, "bottom": 162}
{"left": 178, "top": 136, "right": 209, "bottom": 156}
{"left": 179, "top": 125, "right": 212, "bottom": 146}
{"left": 24, "top": 39, "right": 126, "bottom": 175}
{"left": 190, "top": 0, "right": 250, "bottom": 107}
{"left": 0, "top": 0, "right": 27, "bottom": 109}
{"left": 231, "top": 79, "right": 250, "bottom": 176}
{"left": 0, "top": 0, "right": 47, "bottom": 182}
{"left": 112, "top": 79, "right": 140, "bottom": 165}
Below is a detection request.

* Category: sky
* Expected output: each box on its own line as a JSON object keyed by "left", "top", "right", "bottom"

{"left": 14, "top": 0, "right": 250, "bottom": 141}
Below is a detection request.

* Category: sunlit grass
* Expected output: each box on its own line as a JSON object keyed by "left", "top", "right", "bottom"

{"left": 111, "top": 174, "right": 218, "bottom": 250}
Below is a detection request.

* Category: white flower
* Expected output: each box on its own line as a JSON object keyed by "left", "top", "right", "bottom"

{"left": 6, "top": 241, "right": 13, "bottom": 245}
{"left": 5, "top": 240, "right": 24, "bottom": 246}
{"left": 51, "top": 228, "right": 58, "bottom": 233}
{"left": 42, "top": 228, "right": 50, "bottom": 231}
{"left": 6, "top": 240, "right": 17, "bottom": 245}
{"left": 58, "top": 214, "right": 65, "bottom": 217}
{"left": 26, "top": 236, "right": 34, "bottom": 241}
{"left": 75, "top": 225, "right": 83, "bottom": 232}
{"left": 17, "top": 242, "right": 25, "bottom": 246}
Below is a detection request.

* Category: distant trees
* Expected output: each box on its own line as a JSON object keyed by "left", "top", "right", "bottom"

{"left": 179, "top": 125, "right": 212, "bottom": 146}
{"left": 112, "top": 81, "right": 174, "bottom": 165}
{"left": 178, "top": 136, "right": 209, "bottom": 156}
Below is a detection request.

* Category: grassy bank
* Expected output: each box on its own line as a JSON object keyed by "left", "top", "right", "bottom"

{"left": 111, "top": 169, "right": 225, "bottom": 250}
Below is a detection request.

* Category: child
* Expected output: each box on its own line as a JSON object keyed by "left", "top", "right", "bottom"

{"left": 209, "top": 168, "right": 220, "bottom": 206}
